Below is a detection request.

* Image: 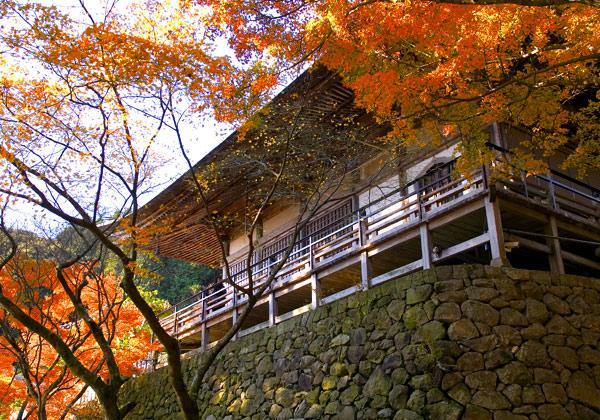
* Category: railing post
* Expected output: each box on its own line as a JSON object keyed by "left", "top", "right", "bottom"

{"left": 309, "top": 236, "right": 314, "bottom": 270}
{"left": 173, "top": 306, "right": 178, "bottom": 336}
{"left": 149, "top": 333, "right": 156, "bottom": 372}
{"left": 418, "top": 186, "right": 424, "bottom": 221}
{"left": 201, "top": 299, "right": 208, "bottom": 351}
{"left": 151, "top": 350, "right": 158, "bottom": 372}
{"left": 521, "top": 171, "right": 529, "bottom": 199}
{"left": 482, "top": 163, "right": 489, "bottom": 190}
{"left": 359, "top": 213, "right": 371, "bottom": 290}
{"left": 357, "top": 211, "right": 366, "bottom": 247}
{"left": 417, "top": 178, "right": 433, "bottom": 221}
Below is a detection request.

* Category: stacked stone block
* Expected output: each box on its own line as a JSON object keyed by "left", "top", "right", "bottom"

{"left": 119, "top": 265, "right": 600, "bottom": 419}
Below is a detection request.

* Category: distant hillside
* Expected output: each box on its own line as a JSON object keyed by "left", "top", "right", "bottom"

{"left": 136, "top": 255, "right": 217, "bottom": 306}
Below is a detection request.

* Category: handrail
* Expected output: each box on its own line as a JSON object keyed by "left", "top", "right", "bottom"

{"left": 158, "top": 215, "right": 359, "bottom": 320}
{"left": 486, "top": 142, "right": 600, "bottom": 200}
{"left": 158, "top": 270, "right": 223, "bottom": 316}
{"left": 158, "top": 150, "right": 597, "bottom": 322}
{"left": 229, "top": 216, "right": 357, "bottom": 281}
{"left": 227, "top": 210, "right": 356, "bottom": 275}
{"left": 357, "top": 158, "right": 458, "bottom": 216}
{"left": 157, "top": 159, "right": 464, "bottom": 320}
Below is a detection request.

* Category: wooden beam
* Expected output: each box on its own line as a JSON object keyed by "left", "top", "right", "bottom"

{"left": 367, "top": 197, "right": 485, "bottom": 258}
{"left": 424, "top": 189, "right": 486, "bottom": 222}
{"left": 238, "top": 321, "right": 270, "bottom": 338}
{"left": 500, "top": 192, "right": 600, "bottom": 241}
{"left": 314, "top": 245, "right": 358, "bottom": 267}
{"left": 505, "top": 233, "right": 549, "bottom": 253}
{"left": 506, "top": 233, "right": 600, "bottom": 271}
{"left": 555, "top": 219, "right": 600, "bottom": 242}
{"left": 370, "top": 260, "right": 424, "bottom": 286}
{"left": 369, "top": 217, "right": 420, "bottom": 243}
{"left": 275, "top": 304, "right": 311, "bottom": 323}
{"left": 315, "top": 254, "right": 361, "bottom": 278}
{"left": 274, "top": 278, "right": 312, "bottom": 298}
{"left": 368, "top": 227, "right": 420, "bottom": 257}
{"left": 428, "top": 197, "right": 485, "bottom": 230}
{"left": 561, "top": 249, "right": 600, "bottom": 271}
{"left": 206, "top": 311, "right": 234, "bottom": 328}
{"left": 320, "top": 285, "right": 359, "bottom": 305}
{"left": 433, "top": 233, "right": 490, "bottom": 263}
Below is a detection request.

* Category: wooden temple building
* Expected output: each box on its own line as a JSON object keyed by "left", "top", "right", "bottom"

{"left": 139, "top": 68, "right": 600, "bottom": 356}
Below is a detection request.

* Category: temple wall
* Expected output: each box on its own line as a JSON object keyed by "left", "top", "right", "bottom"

{"left": 262, "top": 204, "right": 300, "bottom": 238}
{"left": 228, "top": 231, "right": 248, "bottom": 258}
{"left": 404, "top": 144, "right": 457, "bottom": 184}
{"left": 119, "top": 265, "right": 600, "bottom": 419}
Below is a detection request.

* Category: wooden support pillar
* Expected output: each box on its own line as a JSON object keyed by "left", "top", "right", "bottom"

{"left": 268, "top": 292, "right": 277, "bottom": 327}
{"left": 545, "top": 215, "right": 565, "bottom": 274}
{"left": 360, "top": 252, "right": 371, "bottom": 290}
{"left": 485, "top": 197, "right": 508, "bottom": 267}
{"left": 420, "top": 223, "right": 432, "bottom": 270}
{"left": 310, "top": 274, "right": 320, "bottom": 310}
{"left": 359, "top": 218, "right": 371, "bottom": 289}
{"left": 200, "top": 323, "right": 208, "bottom": 351}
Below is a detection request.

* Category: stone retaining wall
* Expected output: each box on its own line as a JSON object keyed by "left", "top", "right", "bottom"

{"left": 119, "top": 265, "right": 600, "bottom": 419}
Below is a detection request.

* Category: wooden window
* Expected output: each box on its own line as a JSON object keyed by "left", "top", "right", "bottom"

{"left": 418, "top": 161, "right": 455, "bottom": 194}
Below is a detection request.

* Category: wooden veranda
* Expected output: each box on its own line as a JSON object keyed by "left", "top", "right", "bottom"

{"left": 140, "top": 150, "right": 599, "bottom": 367}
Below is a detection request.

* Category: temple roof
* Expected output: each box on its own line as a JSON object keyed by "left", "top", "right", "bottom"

{"left": 138, "top": 66, "right": 384, "bottom": 266}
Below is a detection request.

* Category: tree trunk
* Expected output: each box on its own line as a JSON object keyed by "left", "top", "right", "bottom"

{"left": 167, "top": 350, "right": 199, "bottom": 420}
{"left": 96, "top": 390, "right": 122, "bottom": 420}
{"left": 37, "top": 400, "right": 47, "bottom": 420}
{"left": 16, "top": 398, "right": 29, "bottom": 420}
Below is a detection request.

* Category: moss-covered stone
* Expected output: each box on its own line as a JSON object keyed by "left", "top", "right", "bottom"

{"left": 403, "top": 305, "right": 428, "bottom": 329}
{"left": 364, "top": 367, "right": 392, "bottom": 397}
{"left": 117, "top": 265, "right": 600, "bottom": 420}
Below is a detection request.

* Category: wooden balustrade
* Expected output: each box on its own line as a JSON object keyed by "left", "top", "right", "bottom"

{"left": 154, "top": 158, "right": 598, "bottom": 353}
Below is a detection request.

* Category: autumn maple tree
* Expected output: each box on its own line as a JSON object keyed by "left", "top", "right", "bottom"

{"left": 0, "top": 255, "right": 151, "bottom": 420}
{"left": 0, "top": 0, "right": 598, "bottom": 419}
{"left": 0, "top": 1, "right": 226, "bottom": 417}
{"left": 198, "top": 0, "right": 600, "bottom": 175}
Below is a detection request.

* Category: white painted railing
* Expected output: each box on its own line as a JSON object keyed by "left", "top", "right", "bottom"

{"left": 157, "top": 160, "right": 486, "bottom": 339}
